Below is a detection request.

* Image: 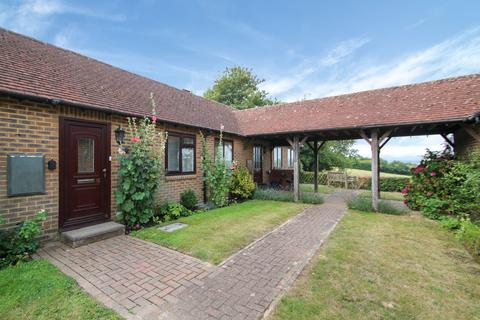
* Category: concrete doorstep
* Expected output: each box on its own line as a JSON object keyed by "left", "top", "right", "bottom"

{"left": 61, "top": 222, "right": 125, "bottom": 248}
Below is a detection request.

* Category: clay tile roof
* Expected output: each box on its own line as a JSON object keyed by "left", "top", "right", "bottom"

{"left": 1, "top": 27, "right": 479, "bottom": 138}
{"left": 0, "top": 28, "right": 240, "bottom": 134}
{"left": 235, "top": 74, "right": 480, "bottom": 136}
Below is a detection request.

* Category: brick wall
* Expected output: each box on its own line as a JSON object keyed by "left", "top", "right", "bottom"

{"left": 0, "top": 96, "right": 271, "bottom": 238}
{"left": 455, "top": 125, "right": 480, "bottom": 158}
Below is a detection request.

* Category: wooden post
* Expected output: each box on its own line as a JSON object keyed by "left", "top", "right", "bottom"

{"left": 313, "top": 140, "right": 318, "bottom": 193}
{"left": 293, "top": 136, "right": 300, "bottom": 202}
{"left": 371, "top": 131, "right": 379, "bottom": 211}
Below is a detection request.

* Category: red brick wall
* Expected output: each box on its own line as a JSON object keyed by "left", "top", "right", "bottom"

{"left": 455, "top": 125, "right": 480, "bottom": 158}
{"left": 0, "top": 97, "right": 271, "bottom": 237}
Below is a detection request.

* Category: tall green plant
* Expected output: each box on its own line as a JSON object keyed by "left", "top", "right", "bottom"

{"left": 115, "top": 94, "right": 166, "bottom": 229}
{"left": 200, "top": 126, "right": 232, "bottom": 207}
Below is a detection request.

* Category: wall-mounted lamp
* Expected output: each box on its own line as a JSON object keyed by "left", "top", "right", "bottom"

{"left": 115, "top": 126, "right": 125, "bottom": 145}
{"left": 114, "top": 126, "right": 128, "bottom": 154}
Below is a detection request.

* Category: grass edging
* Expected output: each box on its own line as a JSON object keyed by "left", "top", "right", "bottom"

{"left": 347, "top": 195, "right": 407, "bottom": 215}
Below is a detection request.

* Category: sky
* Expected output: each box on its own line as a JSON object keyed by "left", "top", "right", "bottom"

{"left": 1, "top": 0, "right": 480, "bottom": 162}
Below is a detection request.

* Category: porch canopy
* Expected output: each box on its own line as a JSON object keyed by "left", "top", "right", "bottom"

{"left": 235, "top": 75, "right": 480, "bottom": 209}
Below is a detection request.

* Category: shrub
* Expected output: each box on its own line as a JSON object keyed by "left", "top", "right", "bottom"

{"left": 404, "top": 148, "right": 480, "bottom": 220}
{"left": 156, "top": 202, "right": 190, "bottom": 222}
{"left": 180, "top": 189, "right": 198, "bottom": 210}
{"left": 420, "top": 197, "right": 450, "bottom": 220}
{"left": 200, "top": 128, "right": 231, "bottom": 207}
{"left": 439, "top": 216, "right": 461, "bottom": 230}
{"left": 116, "top": 95, "right": 166, "bottom": 230}
{"left": 252, "top": 188, "right": 324, "bottom": 204}
{"left": 299, "top": 193, "right": 324, "bottom": 204}
{"left": 0, "top": 210, "right": 47, "bottom": 269}
{"left": 253, "top": 188, "right": 293, "bottom": 202}
{"left": 230, "top": 165, "right": 255, "bottom": 200}
{"left": 456, "top": 219, "right": 480, "bottom": 260}
{"left": 347, "top": 196, "right": 406, "bottom": 215}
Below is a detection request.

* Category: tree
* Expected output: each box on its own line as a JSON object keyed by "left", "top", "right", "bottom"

{"left": 204, "top": 66, "right": 276, "bottom": 109}
{"left": 300, "top": 140, "right": 357, "bottom": 172}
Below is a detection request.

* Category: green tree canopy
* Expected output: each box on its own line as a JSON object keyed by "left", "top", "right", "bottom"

{"left": 204, "top": 66, "right": 276, "bottom": 109}
{"left": 300, "top": 140, "right": 358, "bottom": 172}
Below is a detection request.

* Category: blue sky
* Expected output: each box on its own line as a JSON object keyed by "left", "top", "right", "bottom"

{"left": 1, "top": 0, "right": 480, "bottom": 162}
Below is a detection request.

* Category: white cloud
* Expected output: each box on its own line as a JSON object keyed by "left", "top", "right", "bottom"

{"left": 356, "top": 135, "right": 447, "bottom": 162}
{"left": 0, "top": 0, "right": 125, "bottom": 36}
{"left": 261, "top": 37, "right": 369, "bottom": 96}
{"left": 279, "top": 27, "right": 480, "bottom": 101}
{"left": 405, "top": 18, "right": 428, "bottom": 30}
{"left": 320, "top": 37, "right": 370, "bottom": 66}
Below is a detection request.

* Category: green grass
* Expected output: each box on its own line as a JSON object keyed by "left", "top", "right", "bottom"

{"left": 299, "top": 184, "right": 334, "bottom": 193}
{"left": 346, "top": 168, "right": 408, "bottom": 178}
{"left": 347, "top": 196, "right": 406, "bottom": 215}
{"left": 272, "top": 211, "right": 480, "bottom": 320}
{"left": 133, "top": 200, "right": 307, "bottom": 264}
{"left": 0, "top": 260, "right": 121, "bottom": 320}
{"left": 359, "top": 191, "right": 405, "bottom": 201}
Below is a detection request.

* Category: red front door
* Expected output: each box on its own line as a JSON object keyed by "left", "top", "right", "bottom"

{"left": 60, "top": 119, "right": 110, "bottom": 230}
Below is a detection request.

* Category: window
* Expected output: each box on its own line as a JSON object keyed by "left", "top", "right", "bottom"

{"left": 273, "top": 147, "right": 282, "bottom": 168}
{"left": 287, "top": 148, "right": 294, "bottom": 168}
{"left": 215, "top": 139, "right": 234, "bottom": 166}
{"left": 166, "top": 133, "right": 195, "bottom": 174}
{"left": 78, "top": 137, "right": 94, "bottom": 173}
{"left": 253, "top": 145, "right": 262, "bottom": 170}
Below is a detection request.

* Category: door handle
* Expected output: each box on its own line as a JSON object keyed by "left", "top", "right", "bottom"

{"left": 102, "top": 168, "right": 107, "bottom": 178}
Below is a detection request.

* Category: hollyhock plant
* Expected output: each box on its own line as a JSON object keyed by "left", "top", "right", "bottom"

{"left": 116, "top": 92, "right": 167, "bottom": 231}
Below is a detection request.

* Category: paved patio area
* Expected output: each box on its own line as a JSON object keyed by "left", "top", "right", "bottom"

{"left": 38, "top": 191, "right": 349, "bottom": 320}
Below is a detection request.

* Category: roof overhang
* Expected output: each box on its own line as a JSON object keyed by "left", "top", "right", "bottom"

{"left": 244, "top": 117, "right": 476, "bottom": 146}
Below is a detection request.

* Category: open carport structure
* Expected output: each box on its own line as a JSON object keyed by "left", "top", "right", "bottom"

{"left": 235, "top": 75, "right": 480, "bottom": 210}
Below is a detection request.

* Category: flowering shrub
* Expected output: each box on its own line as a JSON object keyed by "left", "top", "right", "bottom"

{"left": 200, "top": 127, "right": 232, "bottom": 207}
{"left": 230, "top": 165, "right": 255, "bottom": 201}
{"left": 115, "top": 94, "right": 166, "bottom": 230}
{"left": 404, "top": 148, "right": 480, "bottom": 221}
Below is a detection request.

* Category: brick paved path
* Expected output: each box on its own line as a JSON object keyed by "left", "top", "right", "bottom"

{"left": 38, "top": 191, "right": 348, "bottom": 320}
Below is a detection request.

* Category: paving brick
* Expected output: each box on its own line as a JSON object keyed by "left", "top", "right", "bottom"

{"left": 38, "top": 191, "right": 349, "bottom": 320}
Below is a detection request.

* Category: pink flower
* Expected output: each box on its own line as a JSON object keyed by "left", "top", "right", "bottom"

{"left": 132, "top": 137, "right": 141, "bottom": 143}
{"left": 413, "top": 165, "right": 425, "bottom": 174}
{"left": 151, "top": 115, "right": 157, "bottom": 123}
{"left": 430, "top": 171, "right": 437, "bottom": 177}
{"left": 402, "top": 187, "right": 409, "bottom": 194}
{"left": 220, "top": 124, "right": 225, "bottom": 131}
{"left": 403, "top": 200, "right": 408, "bottom": 205}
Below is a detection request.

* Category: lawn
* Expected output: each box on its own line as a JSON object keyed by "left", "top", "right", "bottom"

{"left": 272, "top": 210, "right": 480, "bottom": 320}
{"left": 359, "top": 190, "right": 405, "bottom": 201}
{"left": 132, "top": 200, "right": 307, "bottom": 265}
{"left": 299, "top": 184, "right": 334, "bottom": 193}
{"left": 0, "top": 260, "right": 121, "bottom": 320}
{"left": 346, "top": 168, "right": 409, "bottom": 178}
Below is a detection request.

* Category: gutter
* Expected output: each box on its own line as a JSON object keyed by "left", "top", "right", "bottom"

{"left": 0, "top": 89, "right": 243, "bottom": 136}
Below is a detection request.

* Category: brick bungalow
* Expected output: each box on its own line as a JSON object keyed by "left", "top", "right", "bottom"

{"left": 1, "top": 28, "right": 479, "bottom": 238}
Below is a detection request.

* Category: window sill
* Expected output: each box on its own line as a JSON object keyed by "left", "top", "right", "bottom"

{"left": 165, "top": 174, "right": 198, "bottom": 181}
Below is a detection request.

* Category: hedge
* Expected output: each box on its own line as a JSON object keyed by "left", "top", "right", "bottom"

{"left": 359, "top": 177, "right": 410, "bottom": 192}
{"left": 300, "top": 171, "right": 409, "bottom": 192}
